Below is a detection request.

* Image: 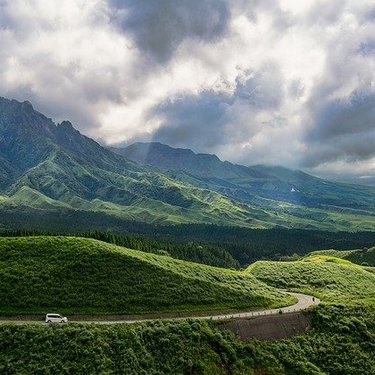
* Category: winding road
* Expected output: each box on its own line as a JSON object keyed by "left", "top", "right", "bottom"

{"left": 0, "top": 292, "right": 320, "bottom": 325}
{"left": 210, "top": 291, "right": 320, "bottom": 321}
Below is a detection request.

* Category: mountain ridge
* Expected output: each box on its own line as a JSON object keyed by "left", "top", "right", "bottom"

{"left": 0, "top": 96, "right": 374, "bottom": 231}
{"left": 112, "top": 141, "right": 375, "bottom": 212}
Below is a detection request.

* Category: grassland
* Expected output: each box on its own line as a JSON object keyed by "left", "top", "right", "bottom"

{"left": 0, "top": 236, "right": 293, "bottom": 315}
{"left": 1, "top": 239, "right": 375, "bottom": 374}
{"left": 248, "top": 252, "right": 375, "bottom": 305}
{"left": 305, "top": 246, "right": 375, "bottom": 266}
{"left": 2, "top": 185, "right": 375, "bottom": 231}
{"left": 239, "top": 249, "right": 375, "bottom": 373}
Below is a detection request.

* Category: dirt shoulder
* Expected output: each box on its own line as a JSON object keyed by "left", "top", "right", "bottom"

{"left": 218, "top": 311, "right": 311, "bottom": 340}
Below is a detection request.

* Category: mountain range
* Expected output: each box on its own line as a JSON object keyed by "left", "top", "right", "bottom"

{"left": 0, "top": 97, "right": 374, "bottom": 232}
{"left": 113, "top": 142, "right": 375, "bottom": 210}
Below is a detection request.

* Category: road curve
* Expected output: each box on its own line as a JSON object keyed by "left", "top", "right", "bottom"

{"left": 209, "top": 292, "right": 320, "bottom": 321}
{"left": 0, "top": 292, "right": 320, "bottom": 325}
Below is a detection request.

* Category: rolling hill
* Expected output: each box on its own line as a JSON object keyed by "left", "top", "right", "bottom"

{"left": 303, "top": 246, "right": 375, "bottom": 266}
{"left": 0, "top": 236, "right": 294, "bottom": 315}
{"left": 1, "top": 240, "right": 375, "bottom": 374}
{"left": 248, "top": 251, "right": 375, "bottom": 304}
{"left": 0, "top": 96, "right": 374, "bottom": 231}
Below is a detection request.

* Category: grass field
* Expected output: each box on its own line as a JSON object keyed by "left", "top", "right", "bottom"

{"left": 248, "top": 252, "right": 375, "bottom": 305}
{"left": 305, "top": 246, "right": 375, "bottom": 266}
{"left": 0, "top": 236, "right": 294, "bottom": 315}
{"left": 1, "top": 238, "right": 375, "bottom": 374}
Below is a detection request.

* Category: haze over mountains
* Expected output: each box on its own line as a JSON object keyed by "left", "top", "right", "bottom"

{"left": 114, "top": 142, "right": 375, "bottom": 210}
{"left": 0, "top": 97, "right": 374, "bottom": 232}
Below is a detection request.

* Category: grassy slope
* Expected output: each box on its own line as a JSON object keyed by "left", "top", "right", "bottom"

{"left": 306, "top": 246, "right": 375, "bottom": 266}
{"left": 248, "top": 252, "right": 375, "bottom": 305}
{"left": 2, "top": 141, "right": 375, "bottom": 231}
{"left": 116, "top": 142, "right": 375, "bottom": 211}
{"left": 2, "top": 185, "right": 375, "bottom": 231}
{"left": 1, "top": 97, "right": 375, "bottom": 231}
{"left": 1, "top": 241, "right": 374, "bottom": 374}
{"left": 0, "top": 236, "right": 293, "bottom": 315}
{"left": 243, "top": 248, "right": 375, "bottom": 373}
{"left": 1, "top": 141, "right": 374, "bottom": 231}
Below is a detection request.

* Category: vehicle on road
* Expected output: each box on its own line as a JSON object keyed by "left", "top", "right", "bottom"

{"left": 45, "top": 313, "right": 68, "bottom": 323}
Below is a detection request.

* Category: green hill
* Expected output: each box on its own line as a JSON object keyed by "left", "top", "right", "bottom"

{"left": 0, "top": 236, "right": 293, "bottom": 315}
{"left": 1, "top": 241, "right": 374, "bottom": 374}
{"left": 305, "top": 246, "right": 375, "bottom": 266}
{"left": 248, "top": 252, "right": 375, "bottom": 304}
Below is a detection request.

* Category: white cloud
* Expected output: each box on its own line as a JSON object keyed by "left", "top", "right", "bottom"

{"left": 0, "top": 0, "right": 374, "bottom": 181}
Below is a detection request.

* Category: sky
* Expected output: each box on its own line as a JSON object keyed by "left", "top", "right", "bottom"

{"left": 0, "top": 0, "right": 374, "bottom": 184}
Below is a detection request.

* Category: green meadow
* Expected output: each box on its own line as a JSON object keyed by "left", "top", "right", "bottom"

{"left": 0, "top": 238, "right": 374, "bottom": 374}
{"left": 248, "top": 252, "right": 375, "bottom": 305}
{"left": 0, "top": 236, "right": 293, "bottom": 315}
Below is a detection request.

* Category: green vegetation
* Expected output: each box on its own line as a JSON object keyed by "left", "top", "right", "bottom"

{"left": 0, "top": 229, "right": 240, "bottom": 269}
{"left": 248, "top": 253, "right": 375, "bottom": 304}
{"left": 2, "top": 188, "right": 374, "bottom": 231}
{"left": 258, "top": 304, "right": 375, "bottom": 374}
{"left": 1, "top": 97, "right": 375, "bottom": 232}
{"left": 244, "top": 252, "right": 375, "bottom": 374}
{"left": 1, "top": 97, "right": 375, "bottom": 374}
{"left": 116, "top": 142, "right": 375, "bottom": 213}
{"left": 0, "top": 304, "right": 374, "bottom": 374}
{"left": 306, "top": 246, "right": 375, "bottom": 266}
{"left": 1, "top": 237, "right": 374, "bottom": 374}
{"left": 0, "top": 236, "right": 293, "bottom": 315}
{"left": 2, "top": 227, "right": 375, "bottom": 268}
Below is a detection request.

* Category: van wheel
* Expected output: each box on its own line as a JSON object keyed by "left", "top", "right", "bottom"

{"left": 61, "top": 320, "right": 65, "bottom": 323}
{"left": 47, "top": 320, "right": 52, "bottom": 323}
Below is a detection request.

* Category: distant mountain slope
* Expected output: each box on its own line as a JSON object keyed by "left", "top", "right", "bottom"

{"left": 0, "top": 97, "right": 374, "bottom": 231}
{"left": 113, "top": 142, "right": 375, "bottom": 212}
{"left": 112, "top": 142, "right": 242, "bottom": 179}
{"left": 0, "top": 97, "right": 265, "bottom": 227}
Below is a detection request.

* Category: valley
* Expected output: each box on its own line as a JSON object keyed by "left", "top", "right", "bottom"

{"left": 2, "top": 1, "right": 375, "bottom": 372}
{"left": 0, "top": 96, "right": 374, "bottom": 374}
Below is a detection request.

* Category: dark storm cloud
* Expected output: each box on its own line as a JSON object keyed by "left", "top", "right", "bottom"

{"left": 304, "top": 90, "right": 375, "bottom": 167}
{"left": 108, "top": 0, "right": 230, "bottom": 62}
{"left": 152, "top": 91, "right": 231, "bottom": 149}
{"left": 359, "top": 38, "right": 375, "bottom": 56}
{"left": 304, "top": 131, "right": 375, "bottom": 168}
{"left": 308, "top": 91, "right": 375, "bottom": 141}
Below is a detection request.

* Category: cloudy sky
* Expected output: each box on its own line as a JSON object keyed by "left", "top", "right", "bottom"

{"left": 0, "top": 0, "right": 374, "bottom": 184}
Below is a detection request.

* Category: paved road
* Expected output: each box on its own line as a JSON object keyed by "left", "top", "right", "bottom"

{"left": 0, "top": 292, "right": 320, "bottom": 325}
{"left": 208, "top": 291, "right": 320, "bottom": 321}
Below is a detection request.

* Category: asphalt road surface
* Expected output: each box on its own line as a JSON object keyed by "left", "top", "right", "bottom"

{"left": 0, "top": 291, "right": 320, "bottom": 325}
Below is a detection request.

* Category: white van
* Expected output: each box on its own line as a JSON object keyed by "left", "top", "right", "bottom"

{"left": 45, "top": 313, "right": 68, "bottom": 323}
